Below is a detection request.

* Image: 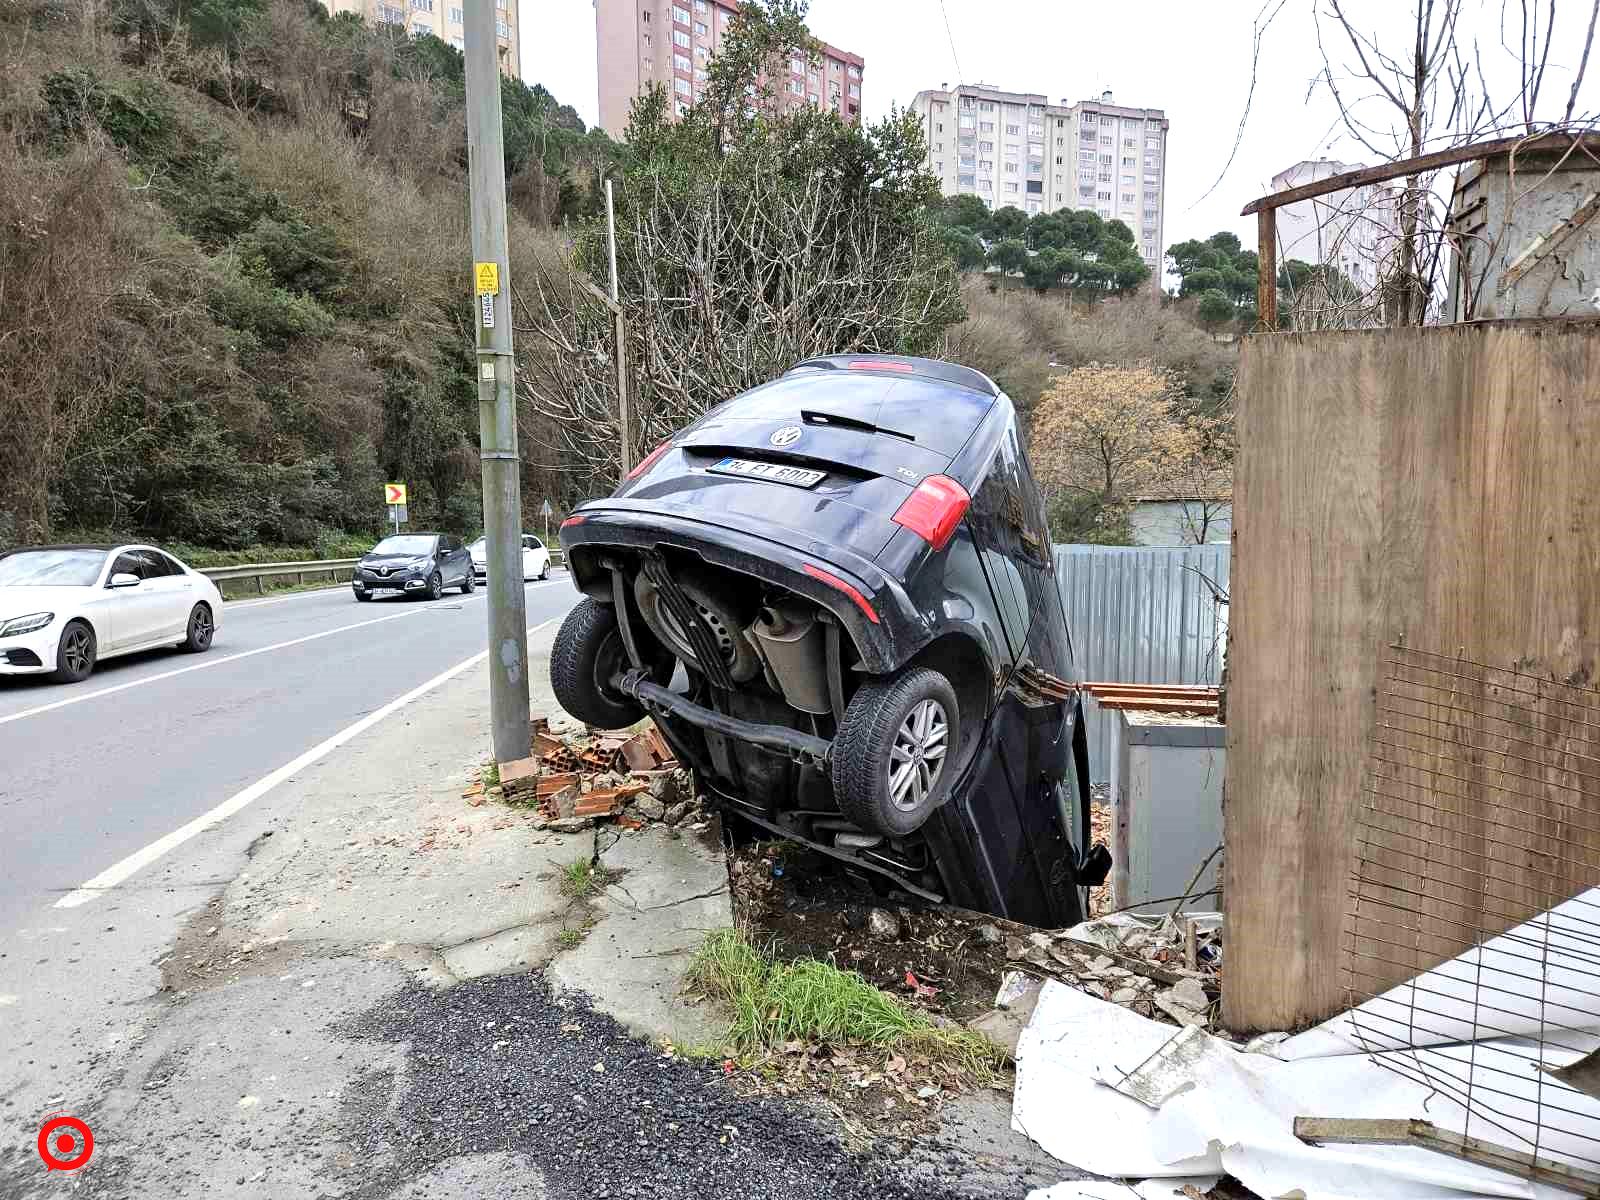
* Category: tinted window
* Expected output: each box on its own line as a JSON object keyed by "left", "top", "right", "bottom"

{"left": 967, "top": 426, "right": 1054, "bottom": 658}
{"left": 524, "top": 536, "right": 543, "bottom": 551}
{"left": 110, "top": 552, "right": 144, "bottom": 581}
{"left": 135, "top": 550, "right": 176, "bottom": 578}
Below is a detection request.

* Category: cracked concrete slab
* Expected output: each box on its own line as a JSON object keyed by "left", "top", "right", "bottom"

{"left": 546, "top": 824, "right": 732, "bottom": 1049}
{"left": 79, "top": 957, "right": 411, "bottom": 1198}
{"left": 385, "top": 1152, "right": 547, "bottom": 1199}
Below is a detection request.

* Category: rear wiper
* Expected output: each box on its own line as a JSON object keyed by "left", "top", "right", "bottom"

{"left": 800, "top": 409, "right": 916, "bottom": 443}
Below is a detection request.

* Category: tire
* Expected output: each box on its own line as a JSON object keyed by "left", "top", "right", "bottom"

{"left": 424, "top": 571, "right": 443, "bottom": 601}
{"left": 550, "top": 598, "right": 646, "bottom": 730}
{"left": 539, "top": 561, "right": 550, "bottom": 581}
{"left": 460, "top": 570, "right": 475, "bottom": 595}
{"left": 51, "top": 620, "right": 97, "bottom": 684}
{"left": 833, "top": 666, "right": 960, "bottom": 837}
{"left": 180, "top": 604, "right": 214, "bottom": 653}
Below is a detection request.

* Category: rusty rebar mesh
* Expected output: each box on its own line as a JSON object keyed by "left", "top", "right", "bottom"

{"left": 1345, "top": 644, "right": 1600, "bottom": 1174}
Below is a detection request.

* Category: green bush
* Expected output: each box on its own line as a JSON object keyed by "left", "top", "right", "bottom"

{"left": 43, "top": 69, "right": 174, "bottom": 157}
{"left": 208, "top": 267, "right": 336, "bottom": 347}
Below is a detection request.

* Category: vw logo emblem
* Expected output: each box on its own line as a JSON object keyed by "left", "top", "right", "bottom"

{"left": 770, "top": 426, "right": 802, "bottom": 448}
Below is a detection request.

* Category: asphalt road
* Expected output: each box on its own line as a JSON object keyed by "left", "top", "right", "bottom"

{"left": 0, "top": 576, "right": 578, "bottom": 937}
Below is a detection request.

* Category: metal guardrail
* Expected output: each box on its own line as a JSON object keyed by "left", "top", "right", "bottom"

{"left": 198, "top": 550, "right": 567, "bottom": 594}
{"left": 199, "top": 559, "right": 361, "bottom": 593}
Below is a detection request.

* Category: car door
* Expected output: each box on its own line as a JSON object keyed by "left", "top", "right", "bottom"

{"left": 140, "top": 550, "right": 198, "bottom": 640}
{"left": 526, "top": 535, "right": 548, "bottom": 576}
{"left": 103, "top": 551, "right": 168, "bottom": 650}
{"left": 440, "top": 536, "right": 464, "bottom": 583}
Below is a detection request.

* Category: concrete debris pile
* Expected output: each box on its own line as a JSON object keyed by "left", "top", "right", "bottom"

{"left": 490, "top": 717, "right": 705, "bottom": 834}
{"left": 1004, "top": 912, "right": 1222, "bottom": 1032}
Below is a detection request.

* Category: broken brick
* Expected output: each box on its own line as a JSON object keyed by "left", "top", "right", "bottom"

{"left": 534, "top": 771, "right": 581, "bottom": 797}
{"left": 619, "top": 734, "right": 658, "bottom": 772}
{"left": 574, "top": 789, "right": 622, "bottom": 817}
{"left": 499, "top": 757, "right": 543, "bottom": 796}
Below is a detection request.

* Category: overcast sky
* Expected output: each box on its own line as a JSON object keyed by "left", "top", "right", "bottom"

{"left": 525, "top": 1, "right": 1598, "bottom": 253}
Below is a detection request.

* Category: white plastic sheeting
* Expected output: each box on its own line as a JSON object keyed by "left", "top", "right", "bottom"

{"left": 1014, "top": 979, "right": 1599, "bottom": 1200}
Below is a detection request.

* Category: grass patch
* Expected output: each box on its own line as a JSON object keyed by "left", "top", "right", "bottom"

{"left": 560, "top": 857, "right": 601, "bottom": 899}
{"left": 556, "top": 927, "right": 585, "bottom": 951}
{"left": 688, "top": 928, "right": 1006, "bottom": 1081}
{"left": 481, "top": 760, "right": 500, "bottom": 790}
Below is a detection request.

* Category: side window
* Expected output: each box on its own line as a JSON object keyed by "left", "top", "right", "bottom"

{"left": 139, "top": 550, "right": 176, "bottom": 578}
{"left": 110, "top": 552, "right": 143, "bottom": 582}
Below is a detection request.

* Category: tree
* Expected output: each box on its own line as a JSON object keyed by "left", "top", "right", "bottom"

{"left": 989, "top": 205, "right": 1028, "bottom": 241}
{"left": 1196, "top": 289, "right": 1236, "bottom": 331}
{"left": 935, "top": 193, "right": 990, "bottom": 233}
{"left": 1028, "top": 364, "right": 1195, "bottom": 503}
{"left": 1310, "top": 0, "right": 1600, "bottom": 323}
{"left": 518, "top": 0, "right": 963, "bottom": 490}
{"left": 987, "top": 238, "right": 1029, "bottom": 274}
{"left": 939, "top": 226, "right": 986, "bottom": 270}
{"left": 1022, "top": 248, "right": 1063, "bottom": 294}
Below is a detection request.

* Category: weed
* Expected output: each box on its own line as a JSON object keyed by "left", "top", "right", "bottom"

{"left": 481, "top": 760, "right": 500, "bottom": 790}
{"left": 560, "top": 857, "right": 599, "bottom": 898}
{"left": 688, "top": 928, "right": 1006, "bottom": 1083}
{"left": 556, "top": 927, "right": 585, "bottom": 951}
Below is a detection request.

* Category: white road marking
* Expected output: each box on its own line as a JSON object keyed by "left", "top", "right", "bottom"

{"left": 53, "top": 619, "right": 556, "bottom": 909}
{"left": 0, "top": 609, "right": 429, "bottom": 728}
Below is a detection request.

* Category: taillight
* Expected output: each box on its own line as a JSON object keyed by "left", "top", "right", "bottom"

{"left": 560, "top": 514, "right": 586, "bottom": 529}
{"left": 626, "top": 440, "right": 672, "bottom": 480}
{"left": 803, "top": 563, "right": 879, "bottom": 624}
{"left": 891, "top": 474, "right": 970, "bottom": 551}
{"left": 847, "top": 359, "right": 914, "bottom": 372}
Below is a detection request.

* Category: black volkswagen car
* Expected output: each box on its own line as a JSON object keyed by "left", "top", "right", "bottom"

{"left": 352, "top": 533, "right": 474, "bottom": 601}
{"left": 552, "top": 355, "right": 1107, "bottom": 928}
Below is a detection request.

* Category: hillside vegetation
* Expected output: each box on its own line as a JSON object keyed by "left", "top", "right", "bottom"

{"left": 0, "top": 0, "right": 613, "bottom": 548}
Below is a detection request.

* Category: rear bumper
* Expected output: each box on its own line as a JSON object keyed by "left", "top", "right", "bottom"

{"left": 560, "top": 502, "right": 927, "bottom": 674}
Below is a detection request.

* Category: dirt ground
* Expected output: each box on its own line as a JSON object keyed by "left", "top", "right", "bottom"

{"left": 725, "top": 797, "right": 1115, "bottom": 1027}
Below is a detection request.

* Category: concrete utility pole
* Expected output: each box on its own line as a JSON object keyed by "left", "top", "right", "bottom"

{"left": 604, "top": 178, "right": 633, "bottom": 477}
{"left": 465, "top": 0, "right": 530, "bottom": 764}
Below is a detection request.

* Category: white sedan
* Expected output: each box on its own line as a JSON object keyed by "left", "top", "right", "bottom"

{"left": 469, "top": 534, "right": 551, "bottom": 582}
{"left": 0, "top": 544, "right": 223, "bottom": 684}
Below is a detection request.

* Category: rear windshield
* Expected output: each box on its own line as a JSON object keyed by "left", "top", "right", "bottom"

{"left": 0, "top": 549, "right": 108, "bottom": 586}
{"left": 715, "top": 374, "right": 995, "bottom": 458}
{"left": 371, "top": 536, "right": 436, "bottom": 555}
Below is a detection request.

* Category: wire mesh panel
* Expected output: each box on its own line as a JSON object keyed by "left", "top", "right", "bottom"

{"left": 1343, "top": 643, "right": 1600, "bottom": 1178}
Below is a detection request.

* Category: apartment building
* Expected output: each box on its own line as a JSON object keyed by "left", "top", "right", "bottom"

{"left": 1269, "top": 160, "right": 1399, "bottom": 291}
{"left": 595, "top": 0, "right": 865, "bottom": 139}
{"left": 322, "top": 0, "right": 522, "bottom": 78}
{"left": 910, "top": 84, "right": 1170, "bottom": 276}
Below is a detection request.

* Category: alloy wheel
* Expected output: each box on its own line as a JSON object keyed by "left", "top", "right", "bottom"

{"left": 888, "top": 699, "right": 949, "bottom": 813}
{"left": 62, "top": 627, "right": 93, "bottom": 675}
{"left": 191, "top": 607, "right": 213, "bottom": 649}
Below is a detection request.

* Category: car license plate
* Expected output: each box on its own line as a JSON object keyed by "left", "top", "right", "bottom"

{"left": 709, "top": 457, "right": 826, "bottom": 488}
{"left": 368, "top": 586, "right": 396, "bottom": 594}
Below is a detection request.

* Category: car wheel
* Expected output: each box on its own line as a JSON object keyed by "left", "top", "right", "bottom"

{"left": 460, "top": 570, "right": 475, "bottom": 595}
{"left": 425, "top": 571, "right": 443, "bottom": 601}
{"left": 550, "top": 598, "right": 646, "bottom": 730}
{"left": 833, "top": 666, "right": 960, "bottom": 837}
{"left": 539, "top": 561, "right": 550, "bottom": 580}
{"left": 180, "top": 604, "right": 214, "bottom": 653}
{"left": 51, "top": 620, "right": 97, "bottom": 684}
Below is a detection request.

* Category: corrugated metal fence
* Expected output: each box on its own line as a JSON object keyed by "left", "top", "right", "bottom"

{"left": 1054, "top": 544, "right": 1231, "bottom": 781}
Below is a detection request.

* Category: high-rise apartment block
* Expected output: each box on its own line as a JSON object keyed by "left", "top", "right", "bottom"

{"left": 595, "top": 0, "right": 865, "bottom": 139}
{"left": 911, "top": 84, "right": 1170, "bottom": 274}
{"left": 321, "top": 0, "right": 522, "bottom": 78}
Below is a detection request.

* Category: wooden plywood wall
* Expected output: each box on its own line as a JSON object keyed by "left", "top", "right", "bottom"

{"left": 1223, "top": 320, "right": 1600, "bottom": 1033}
